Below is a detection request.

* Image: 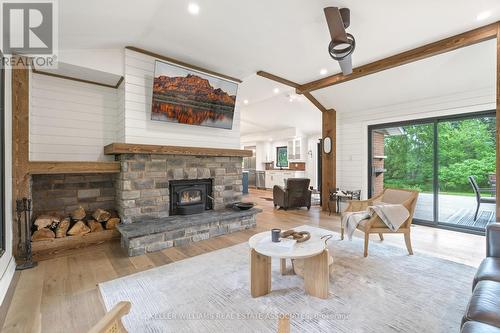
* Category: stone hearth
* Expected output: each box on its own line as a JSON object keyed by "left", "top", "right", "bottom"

{"left": 118, "top": 208, "right": 261, "bottom": 256}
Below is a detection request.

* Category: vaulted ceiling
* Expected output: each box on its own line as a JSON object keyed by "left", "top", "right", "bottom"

{"left": 57, "top": 0, "right": 500, "bottom": 135}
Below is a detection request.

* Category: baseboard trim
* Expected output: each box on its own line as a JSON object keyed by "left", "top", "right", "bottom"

{"left": 0, "top": 258, "right": 19, "bottom": 330}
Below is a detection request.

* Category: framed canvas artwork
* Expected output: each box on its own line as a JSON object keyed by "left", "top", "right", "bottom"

{"left": 151, "top": 60, "right": 238, "bottom": 130}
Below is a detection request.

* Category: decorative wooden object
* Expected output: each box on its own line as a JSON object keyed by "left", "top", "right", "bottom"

{"left": 71, "top": 206, "right": 86, "bottom": 220}
{"left": 92, "top": 209, "right": 111, "bottom": 222}
{"left": 126, "top": 46, "right": 242, "bottom": 83}
{"left": 67, "top": 221, "right": 91, "bottom": 236}
{"left": 297, "top": 22, "right": 500, "bottom": 93}
{"left": 250, "top": 248, "right": 272, "bottom": 298}
{"left": 55, "top": 218, "right": 70, "bottom": 238}
{"left": 28, "top": 161, "right": 120, "bottom": 174}
{"left": 104, "top": 143, "right": 253, "bottom": 157}
{"left": 31, "top": 228, "right": 55, "bottom": 241}
{"left": 87, "top": 301, "right": 131, "bottom": 333}
{"left": 279, "top": 230, "right": 311, "bottom": 243}
{"left": 322, "top": 110, "right": 336, "bottom": 211}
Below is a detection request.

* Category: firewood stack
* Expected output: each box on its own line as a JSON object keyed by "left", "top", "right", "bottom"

{"left": 31, "top": 206, "right": 121, "bottom": 242}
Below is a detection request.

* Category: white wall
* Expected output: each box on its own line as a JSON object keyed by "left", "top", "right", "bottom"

{"left": 305, "top": 134, "right": 321, "bottom": 189}
{"left": 336, "top": 88, "right": 496, "bottom": 199}
{"left": 0, "top": 67, "right": 16, "bottom": 306}
{"left": 30, "top": 73, "right": 119, "bottom": 161}
{"left": 123, "top": 49, "right": 241, "bottom": 148}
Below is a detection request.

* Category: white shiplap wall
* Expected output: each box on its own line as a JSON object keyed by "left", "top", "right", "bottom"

{"left": 336, "top": 88, "right": 496, "bottom": 199}
{"left": 123, "top": 49, "right": 241, "bottom": 148}
{"left": 30, "top": 73, "right": 119, "bottom": 161}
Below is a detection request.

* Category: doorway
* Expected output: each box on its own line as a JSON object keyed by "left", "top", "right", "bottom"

{"left": 368, "top": 111, "right": 496, "bottom": 233}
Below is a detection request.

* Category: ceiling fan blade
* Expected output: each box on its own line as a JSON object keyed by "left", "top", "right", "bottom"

{"left": 324, "top": 7, "right": 348, "bottom": 43}
{"left": 338, "top": 55, "right": 353, "bottom": 75}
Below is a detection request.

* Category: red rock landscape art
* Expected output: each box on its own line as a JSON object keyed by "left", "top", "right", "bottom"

{"left": 151, "top": 61, "right": 238, "bottom": 129}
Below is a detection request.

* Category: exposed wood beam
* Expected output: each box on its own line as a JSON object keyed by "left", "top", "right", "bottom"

{"left": 297, "top": 22, "right": 499, "bottom": 94}
{"left": 256, "top": 71, "right": 327, "bottom": 112}
{"left": 126, "top": 46, "right": 242, "bottom": 83}
{"left": 256, "top": 71, "right": 299, "bottom": 88}
{"left": 496, "top": 22, "right": 500, "bottom": 221}
{"left": 32, "top": 67, "right": 124, "bottom": 89}
{"left": 303, "top": 92, "right": 327, "bottom": 112}
{"left": 321, "top": 110, "right": 336, "bottom": 211}
{"left": 12, "top": 57, "right": 30, "bottom": 258}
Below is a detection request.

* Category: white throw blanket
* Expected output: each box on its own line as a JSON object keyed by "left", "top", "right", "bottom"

{"left": 341, "top": 202, "right": 410, "bottom": 240}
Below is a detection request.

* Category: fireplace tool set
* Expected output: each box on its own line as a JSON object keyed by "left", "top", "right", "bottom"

{"left": 16, "top": 197, "right": 37, "bottom": 270}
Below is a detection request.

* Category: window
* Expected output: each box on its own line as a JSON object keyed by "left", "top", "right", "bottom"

{"left": 368, "top": 110, "right": 496, "bottom": 234}
{"left": 276, "top": 146, "right": 288, "bottom": 168}
{"left": 0, "top": 51, "right": 4, "bottom": 254}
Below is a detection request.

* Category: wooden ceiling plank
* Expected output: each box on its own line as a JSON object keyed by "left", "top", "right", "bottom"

{"left": 297, "top": 22, "right": 499, "bottom": 94}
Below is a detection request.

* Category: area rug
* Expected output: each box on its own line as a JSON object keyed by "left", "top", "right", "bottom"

{"left": 99, "top": 225, "right": 476, "bottom": 333}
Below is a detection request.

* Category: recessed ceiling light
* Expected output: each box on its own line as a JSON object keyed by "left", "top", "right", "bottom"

{"left": 188, "top": 3, "right": 200, "bottom": 15}
{"left": 243, "top": 99, "right": 249, "bottom": 105}
{"left": 477, "top": 11, "right": 491, "bottom": 21}
{"left": 273, "top": 88, "right": 280, "bottom": 94}
{"left": 320, "top": 68, "right": 328, "bottom": 75}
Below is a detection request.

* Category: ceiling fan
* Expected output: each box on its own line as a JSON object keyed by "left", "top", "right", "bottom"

{"left": 324, "top": 7, "right": 355, "bottom": 75}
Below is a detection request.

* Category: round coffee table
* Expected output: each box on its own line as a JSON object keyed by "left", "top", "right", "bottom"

{"left": 248, "top": 230, "right": 330, "bottom": 299}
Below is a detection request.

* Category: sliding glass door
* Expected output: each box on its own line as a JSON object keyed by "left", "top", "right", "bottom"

{"left": 368, "top": 111, "right": 496, "bottom": 233}
{"left": 437, "top": 115, "right": 496, "bottom": 230}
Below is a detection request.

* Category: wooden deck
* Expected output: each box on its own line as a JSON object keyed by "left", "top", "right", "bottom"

{"left": 1, "top": 189, "right": 486, "bottom": 333}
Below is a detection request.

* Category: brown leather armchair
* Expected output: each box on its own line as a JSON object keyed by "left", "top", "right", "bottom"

{"left": 273, "top": 178, "right": 311, "bottom": 210}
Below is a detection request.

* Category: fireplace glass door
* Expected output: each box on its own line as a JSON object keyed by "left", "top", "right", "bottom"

{"left": 180, "top": 190, "right": 202, "bottom": 205}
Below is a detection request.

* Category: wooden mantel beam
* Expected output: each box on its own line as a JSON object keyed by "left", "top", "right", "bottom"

{"left": 297, "top": 22, "right": 499, "bottom": 94}
{"left": 256, "top": 71, "right": 327, "bottom": 112}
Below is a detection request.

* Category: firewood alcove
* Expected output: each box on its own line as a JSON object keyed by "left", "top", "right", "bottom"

{"left": 28, "top": 169, "right": 121, "bottom": 260}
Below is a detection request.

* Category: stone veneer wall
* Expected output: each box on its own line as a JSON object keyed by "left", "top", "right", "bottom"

{"left": 32, "top": 173, "right": 116, "bottom": 217}
{"left": 115, "top": 154, "right": 243, "bottom": 223}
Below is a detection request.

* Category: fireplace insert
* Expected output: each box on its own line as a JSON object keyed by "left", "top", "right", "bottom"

{"left": 169, "top": 179, "right": 213, "bottom": 215}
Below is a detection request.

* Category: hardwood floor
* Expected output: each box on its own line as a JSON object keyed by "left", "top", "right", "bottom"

{"left": 1, "top": 189, "right": 486, "bottom": 333}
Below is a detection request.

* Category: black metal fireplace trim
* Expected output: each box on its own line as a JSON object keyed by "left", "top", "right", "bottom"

{"left": 169, "top": 179, "right": 213, "bottom": 216}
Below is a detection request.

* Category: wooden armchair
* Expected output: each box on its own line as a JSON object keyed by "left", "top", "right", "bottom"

{"left": 341, "top": 188, "right": 419, "bottom": 257}
{"left": 88, "top": 301, "right": 131, "bottom": 333}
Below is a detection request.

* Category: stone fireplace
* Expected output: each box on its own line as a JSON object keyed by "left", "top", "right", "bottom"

{"left": 114, "top": 153, "right": 244, "bottom": 223}
{"left": 105, "top": 143, "right": 261, "bottom": 256}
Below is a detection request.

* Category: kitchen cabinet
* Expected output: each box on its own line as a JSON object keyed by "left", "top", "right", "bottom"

{"left": 265, "top": 170, "right": 306, "bottom": 189}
